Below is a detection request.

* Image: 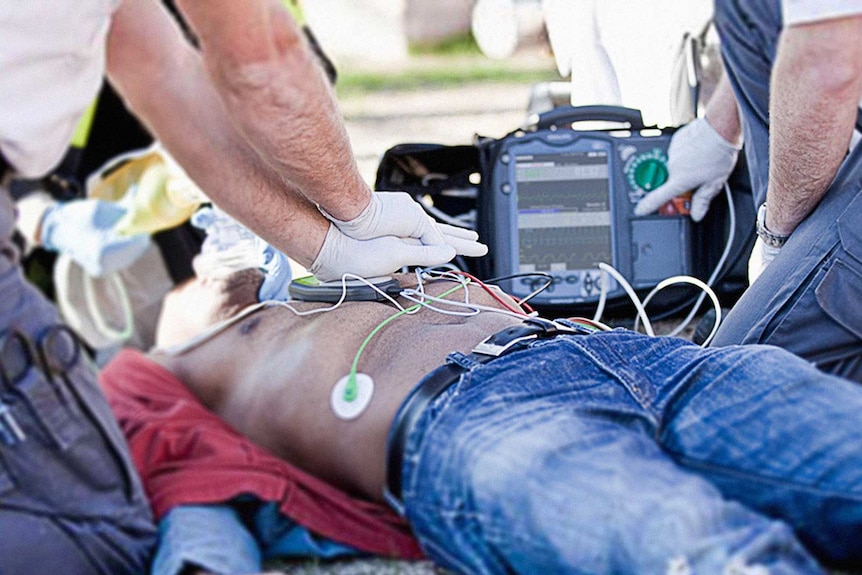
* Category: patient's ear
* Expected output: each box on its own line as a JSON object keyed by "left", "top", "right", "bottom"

{"left": 155, "top": 269, "right": 264, "bottom": 349}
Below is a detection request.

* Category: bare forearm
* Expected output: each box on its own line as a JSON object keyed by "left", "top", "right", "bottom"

{"left": 766, "top": 17, "right": 862, "bottom": 235}
{"left": 174, "top": 0, "right": 371, "bottom": 220}
{"left": 704, "top": 74, "right": 742, "bottom": 147}
{"left": 106, "top": 0, "right": 328, "bottom": 266}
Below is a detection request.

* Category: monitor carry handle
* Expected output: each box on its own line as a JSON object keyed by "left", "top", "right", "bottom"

{"left": 531, "top": 105, "right": 647, "bottom": 132}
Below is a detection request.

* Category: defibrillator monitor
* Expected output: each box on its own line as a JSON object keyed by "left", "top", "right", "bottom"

{"left": 485, "top": 126, "right": 695, "bottom": 307}
{"left": 514, "top": 149, "right": 613, "bottom": 276}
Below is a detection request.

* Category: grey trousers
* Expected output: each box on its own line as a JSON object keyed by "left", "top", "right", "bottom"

{"left": 712, "top": 0, "right": 862, "bottom": 382}
{"left": 0, "top": 188, "right": 156, "bottom": 574}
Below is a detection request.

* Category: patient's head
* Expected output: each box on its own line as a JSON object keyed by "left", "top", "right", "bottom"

{"left": 155, "top": 269, "right": 263, "bottom": 349}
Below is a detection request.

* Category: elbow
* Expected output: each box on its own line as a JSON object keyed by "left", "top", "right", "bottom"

{"left": 779, "top": 21, "right": 862, "bottom": 101}
{"left": 807, "top": 57, "right": 862, "bottom": 100}
{"left": 208, "top": 31, "right": 314, "bottom": 113}
{"left": 215, "top": 59, "right": 283, "bottom": 106}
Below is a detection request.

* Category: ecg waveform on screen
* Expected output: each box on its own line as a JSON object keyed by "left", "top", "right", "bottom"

{"left": 513, "top": 150, "right": 613, "bottom": 272}
{"left": 516, "top": 180, "right": 609, "bottom": 212}
{"left": 518, "top": 225, "right": 612, "bottom": 271}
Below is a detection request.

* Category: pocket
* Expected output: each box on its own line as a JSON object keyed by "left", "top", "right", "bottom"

{"left": 753, "top": 249, "right": 862, "bottom": 380}
{"left": 13, "top": 368, "right": 85, "bottom": 450}
{"left": 815, "top": 258, "right": 862, "bottom": 339}
{"left": 837, "top": 187, "right": 862, "bottom": 264}
{"left": 12, "top": 366, "right": 126, "bottom": 493}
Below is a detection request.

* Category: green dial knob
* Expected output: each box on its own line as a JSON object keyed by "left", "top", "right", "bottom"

{"left": 633, "top": 158, "right": 668, "bottom": 191}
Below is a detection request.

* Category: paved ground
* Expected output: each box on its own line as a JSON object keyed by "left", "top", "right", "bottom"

{"left": 269, "top": 557, "right": 443, "bottom": 574}
{"left": 340, "top": 80, "right": 534, "bottom": 185}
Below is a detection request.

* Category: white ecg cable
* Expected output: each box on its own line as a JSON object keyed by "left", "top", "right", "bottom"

{"left": 161, "top": 216, "right": 736, "bottom": 360}
{"left": 640, "top": 276, "right": 723, "bottom": 346}
{"left": 592, "top": 184, "right": 737, "bottom": 344}
{"left": 595, "top": 262, "right": 655, "bottom": 336}
{"left": 660, "top": 184, "right": 736, "bottom": 338}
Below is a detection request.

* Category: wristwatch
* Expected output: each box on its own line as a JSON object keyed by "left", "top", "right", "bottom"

{"left": 755, "top": 203, "right": 791, "bottom": 248}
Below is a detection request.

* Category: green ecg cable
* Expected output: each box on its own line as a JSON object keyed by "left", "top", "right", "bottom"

{"left": 343, "top": 284, "right": 466, "bottom": 402}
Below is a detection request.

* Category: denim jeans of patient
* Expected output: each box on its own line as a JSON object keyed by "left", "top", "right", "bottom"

{"left": 399, "top": 330, "right": 862, "bottom": 575}
{"left": 0, "top": 199, "right": 156, "bottom": 575}
{"left": 711, "top": 0, "right": 862, "bottom": 381}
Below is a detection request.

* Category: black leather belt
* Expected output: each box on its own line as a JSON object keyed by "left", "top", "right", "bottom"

{"left": 0, "top": 151, "right": 8, "bottom": 180}
{"left": 383, "top": 317, "right": 591, "bottom": 512}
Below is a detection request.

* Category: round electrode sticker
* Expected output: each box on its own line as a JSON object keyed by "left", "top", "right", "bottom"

{"left": 330, "top": 373, "right": 374, "bottom": 420}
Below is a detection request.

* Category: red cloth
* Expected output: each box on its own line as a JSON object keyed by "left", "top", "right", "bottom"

{"left": 99, "top": 349, "right": 422, "bottom": 559}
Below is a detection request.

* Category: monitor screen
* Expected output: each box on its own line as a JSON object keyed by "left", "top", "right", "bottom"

{"left": 514, "top": 151, "right": 612, "bottom": 273}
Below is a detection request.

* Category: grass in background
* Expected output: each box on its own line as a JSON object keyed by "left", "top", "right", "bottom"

{"left": 336, "top": 62, "right": 556, "bottom": 95}
{"left": 407, "top": 32, "right": 485, "bottom": 57}
{"left": 334, "top": 34, "right": 557, "bottom": 97}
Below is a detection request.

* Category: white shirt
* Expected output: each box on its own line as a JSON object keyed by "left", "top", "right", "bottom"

{"left": 783, "top": 0, "right": 862, "bottom": 26}
{"left": 0, "top": 0, "right": 121, "bottom": 178}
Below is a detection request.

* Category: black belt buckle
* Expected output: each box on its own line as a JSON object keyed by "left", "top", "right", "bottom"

{"left": 472, "top": 317, "right": 573, "bottom": 357}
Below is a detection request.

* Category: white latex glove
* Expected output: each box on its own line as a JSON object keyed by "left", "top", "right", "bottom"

{"left": 634, "top": 117, "right": 740, "bottom": 222}
{"left": 321, "top": 191, "right": 488, "bottom": 257}
{"left": 309, "top": 224, "right": 458, "bottom": 282}
{"left": 747, "top": 236, "right": 782, "bottom": 285}
{"left": 40, "top": 199, "right": 150, "bottom": 277}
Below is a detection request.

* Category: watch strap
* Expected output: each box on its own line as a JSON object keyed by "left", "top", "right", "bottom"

{"left": 756, "top": 203, "right": 790, "bottom": 248}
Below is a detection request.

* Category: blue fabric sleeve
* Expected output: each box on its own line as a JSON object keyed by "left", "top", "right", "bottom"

{"left": 151, "top": 505, "right": 262, "bottom": 575}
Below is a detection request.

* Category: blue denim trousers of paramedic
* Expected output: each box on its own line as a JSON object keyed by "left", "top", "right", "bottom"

{"left": 711, "top": 0, "right": 862, "bottom": 382}
{"left": 398, "top": 329, "right": 862, "bottom": 575}
{"left": 0, "top": 257, "right": 156, "bottom": 574}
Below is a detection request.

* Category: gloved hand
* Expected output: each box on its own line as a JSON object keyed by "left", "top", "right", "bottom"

{"left": 747, "top": 236, "right": 781, "bottom": 285}
{"left": 257, "top": 240, "right": 293, "bottom": 301}
{"left": 309, "top": 223, "right": 458, "bottom": 282}
{"left": 40, "top": 199, "right": 150, "bottom": 277}
{"left": 634, "top": 117, "right": 740, "bottom": 222}
{"left": 320, "top": 191, "right": 488, "bottom": 257}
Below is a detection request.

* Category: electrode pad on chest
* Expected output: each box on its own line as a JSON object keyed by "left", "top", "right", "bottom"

{"left": 331, "top": 373, "right": 374, "bottom": 420}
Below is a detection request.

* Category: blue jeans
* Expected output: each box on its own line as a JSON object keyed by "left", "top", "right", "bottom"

{"left": 398, "top": 330, "right": 862, "bottom": 575}
{"left": 711, "top": 0, "right": 862, "bottom": 381}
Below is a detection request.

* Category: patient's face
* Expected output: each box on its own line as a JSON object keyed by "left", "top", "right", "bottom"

{"left": 155, "top": 269, "right": 263, "bottom": 349}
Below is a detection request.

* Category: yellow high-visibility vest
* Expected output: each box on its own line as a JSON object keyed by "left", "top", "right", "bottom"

{"left": 281, "top": 0, "right": 306, "bottom": 26}
{"left": 70, "top": 100, "right": 98, "bottom": 151}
